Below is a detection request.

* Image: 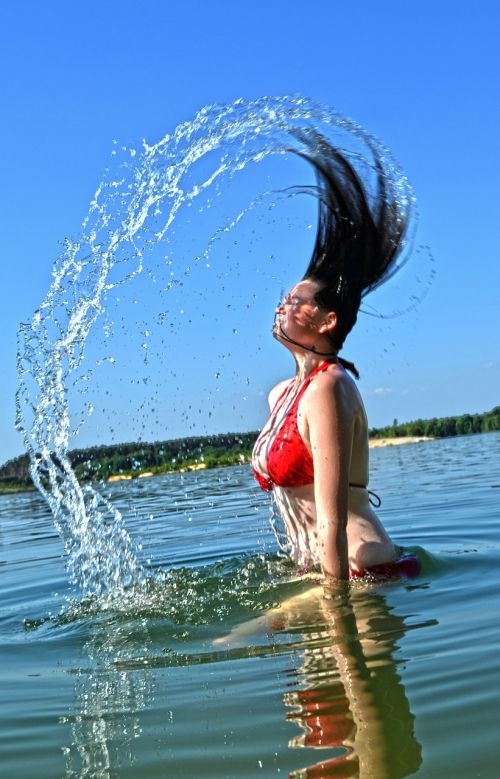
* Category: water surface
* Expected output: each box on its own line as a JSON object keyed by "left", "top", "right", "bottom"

{"left": 1, "top": 432, "right": 499, "bottom": 777}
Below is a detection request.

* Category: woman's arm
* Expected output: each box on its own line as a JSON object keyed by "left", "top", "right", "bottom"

{"left": 303, "top": 373, "right": 355, "bottom": 581}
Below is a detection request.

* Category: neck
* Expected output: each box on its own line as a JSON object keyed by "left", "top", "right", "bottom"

{"left": 274, "top": 322, "right": 359, "bottom": 380}
{"left": 293, "top": 352, "right": 332, "bottom": 380}
{"left": 275, "top": 323, "right": 337, "bottom": 379}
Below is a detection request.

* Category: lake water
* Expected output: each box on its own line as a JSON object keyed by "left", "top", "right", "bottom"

{"left": 1, "top": 432, "right": 499, "bottom": 778}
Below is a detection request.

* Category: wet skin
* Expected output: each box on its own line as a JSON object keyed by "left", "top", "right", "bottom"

{"left": 252, "top": 279, "right": 397, "bottom": 578}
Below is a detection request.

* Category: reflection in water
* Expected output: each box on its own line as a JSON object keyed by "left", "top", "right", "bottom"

{"left": 57, "top": 565, "right": 427, "bottom": 778}
{"left": 56, "top": 554, "right": 280, "bottom": 777}
{"left": 273, "top": 586, "right": 424, "bottom": 778}
{"left": 61, "top": 614, "right": 154, "bottom": 778}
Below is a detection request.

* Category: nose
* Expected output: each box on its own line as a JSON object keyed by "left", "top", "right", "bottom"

{"left": 277, "top": 295, "right": 291, "bottom": 313}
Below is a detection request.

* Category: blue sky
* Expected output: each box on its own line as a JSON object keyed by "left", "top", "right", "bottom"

{"left": 1, "top": 0, "right": 499, "bottom": 464}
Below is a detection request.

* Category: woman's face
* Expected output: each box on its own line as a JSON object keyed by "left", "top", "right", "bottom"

{"left": 274, "top": 278, "right": 327, "bottom": 346}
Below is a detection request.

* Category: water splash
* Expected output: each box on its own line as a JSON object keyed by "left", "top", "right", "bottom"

{"left": 15, "top": 96, "right": 415, "bottom": 596}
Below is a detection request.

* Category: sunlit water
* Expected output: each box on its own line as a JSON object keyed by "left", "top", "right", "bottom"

{"left": 1, "top": 433, "right": 499, "bottom": 778}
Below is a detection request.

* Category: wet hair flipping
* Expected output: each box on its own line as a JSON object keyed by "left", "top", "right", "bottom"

{"left": 294, "top": 131, "right": 411, "bottom": 351}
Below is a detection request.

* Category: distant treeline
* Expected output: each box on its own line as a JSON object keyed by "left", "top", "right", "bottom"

{"left": 0, "top": 432, "right": 259, "bottom": 492}
{"left": 370, "top": 406, "right": 500, "bottom": 439}
{"left": 1, "top": 406, "right": 499, "bottom": 494}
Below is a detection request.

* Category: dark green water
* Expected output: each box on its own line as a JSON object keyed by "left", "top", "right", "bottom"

{"left": 1, "top": 432, "right": 499, "bottom": 777}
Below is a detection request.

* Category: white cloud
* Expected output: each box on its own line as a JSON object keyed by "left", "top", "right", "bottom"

{"left": 369, "top": 386, "right": 393, "bottom": 396}
{"left": 400, "top": 385, "right": 430, "bottom": 396}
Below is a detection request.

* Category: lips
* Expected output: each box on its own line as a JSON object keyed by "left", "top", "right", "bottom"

{"left": 272, "top": 311, "right": 283, "bottom": 336}
{"left": 272, "top": 320, "right": 284, "bottom": 341}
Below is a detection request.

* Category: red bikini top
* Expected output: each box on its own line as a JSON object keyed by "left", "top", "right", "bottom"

{"left": 252, "top": 361, "right": 334, "bottom": 492}
{"left": 252, "top": 360, "right": 381, "bottom": 505}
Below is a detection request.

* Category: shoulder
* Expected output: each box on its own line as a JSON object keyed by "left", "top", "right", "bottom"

{"left": 302, "top": 364, "right": 357, "bottom": 416}
{"left": 308, "top": 363, "right": 354, "bottom": 397}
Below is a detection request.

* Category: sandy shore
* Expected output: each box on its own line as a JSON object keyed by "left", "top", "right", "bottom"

{"left": 106, "top": 462, "right": 208, "bottom": 482}
{"left": 369, "top": 436, "right": 434, "bottom": 448}
{"left": 105, "top": 441, "right": 434, "bottom": 482}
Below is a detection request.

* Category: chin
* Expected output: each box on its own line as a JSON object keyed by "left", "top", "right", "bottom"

{"left": 272, "top": 322, "right": 284, "bottom": 342}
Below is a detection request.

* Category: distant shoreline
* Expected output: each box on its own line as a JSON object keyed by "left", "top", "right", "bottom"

{"left": 369, "top": 435, "right": 434, "bottom": 448}
{"left": 105, "top": 436, "right": 436, "bottom": 482}
{"left": 0, "top": 435, "right": 437, "bottom": 493}
{"left": 106, "top": 460, "right": 212, "bottom": 483}
{"left": 2, "top": 405, "right": 499, "bottom": 495}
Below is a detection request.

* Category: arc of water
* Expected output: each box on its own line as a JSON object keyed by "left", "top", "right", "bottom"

{"left": 15, "top": 96, "right": 414, "bottom": 597}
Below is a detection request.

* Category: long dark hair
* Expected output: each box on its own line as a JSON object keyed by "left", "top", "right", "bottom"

{"left": 295, "top": 131, "right": 411, "bottom": 351}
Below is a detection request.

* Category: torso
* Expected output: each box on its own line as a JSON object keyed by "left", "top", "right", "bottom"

{"left": 252, "top": 361, "right": 396, "bottom": 573}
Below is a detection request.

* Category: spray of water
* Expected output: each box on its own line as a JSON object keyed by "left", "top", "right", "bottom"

{"left": 15, "top": 96, "right": 416, "bottom": 597}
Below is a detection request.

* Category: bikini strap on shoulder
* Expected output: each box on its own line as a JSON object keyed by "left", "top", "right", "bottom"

{"left": 294, "top": 361, "right": 335, "bottom": 401}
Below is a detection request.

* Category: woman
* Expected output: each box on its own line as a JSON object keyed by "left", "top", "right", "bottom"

{"left": 251, "top": 134, "right": 420, "bottom": 585}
